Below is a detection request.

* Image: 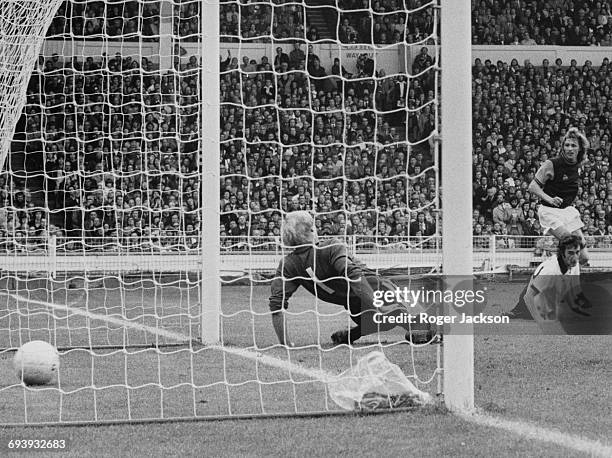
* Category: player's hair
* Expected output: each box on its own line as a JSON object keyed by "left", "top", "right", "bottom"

{"left": 282, "top": 211, "right": 315, "bottom": 247}
{"left": 557, "top": 234, "right": 584, "bottom": 255}
{"left": 562, "top": 127, "right": 589, "bottom": 163}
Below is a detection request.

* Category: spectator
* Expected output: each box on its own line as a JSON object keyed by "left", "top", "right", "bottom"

{"left": 492, "top": 193, "right": 511, "bottom": 227}
{"left": 288, "top": 43, "right": 306, "bottom": 69}
{"left": 273, "top": 47, "right": 290, "bottom": 71}
{"left": 412, "top": 47, "right": 433, "bottom": 75}
{"left": 409, "top": 212, "right": 434, "bottom": 237}
{"left": 506, "top": 197, "right": 524, "bottom": 236}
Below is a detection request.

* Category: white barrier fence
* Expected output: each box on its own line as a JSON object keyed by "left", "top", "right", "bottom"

{"left": 1, "top": 235, "right": 611, "bottom": 274}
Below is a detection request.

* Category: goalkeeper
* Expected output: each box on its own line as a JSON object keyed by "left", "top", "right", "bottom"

{"left": 269, "top": 211, "right": 433, "bottom": 346}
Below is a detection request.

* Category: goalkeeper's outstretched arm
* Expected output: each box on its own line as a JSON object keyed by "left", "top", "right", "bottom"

{"left": 269, "top": 274, "right": 299, "bottom": 346}
{"left": 268, "top": 211, "right": 314, "bottom": 346}
{"left": 271, "top": 310, "right": 294, "bottom": 347}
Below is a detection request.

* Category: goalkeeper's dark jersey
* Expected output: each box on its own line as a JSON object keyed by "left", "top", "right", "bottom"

{"left": 268, "top": 239, "right": 375, "bottom": 313}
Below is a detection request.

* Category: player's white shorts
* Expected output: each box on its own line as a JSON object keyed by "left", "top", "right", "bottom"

{"left": 538, "top": 205, "right": 584, "bottom": 234}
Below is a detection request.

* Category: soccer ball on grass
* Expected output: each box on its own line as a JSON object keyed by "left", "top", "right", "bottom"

{"left": 13, "top": 340, "right": 59, "bottom": 386}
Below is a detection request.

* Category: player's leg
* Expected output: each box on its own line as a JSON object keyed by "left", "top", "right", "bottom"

{"left": 331, "top": 306, "right": 431, "bottom": 344}
{"left": 330, "top": 312, "right": 363, "bottom": 345}
{"left": 368, "top": 275, "right": 434, "bottom": 342}
{"left": 524, "top": 287, "right": 565, "bottom": 334}
{"left": 503, "top": 282, "right": 534, "bottom": 319}
{"left": 331, "top": 275, "right": 433, "bottom": 345}
{"left": 372, "top": 276, "right": 435, "bottom": 343}
{"left": 331, "top": 303, "right": 390, "bottom": 345}
{"left": 545, "top": 206, "right": 588, "bottom": 265}
{"left": 547, "top": 225, "right": 571, "bottom": 240}
{"left": 330, "top": 276, "right": 375, "bottom": 345}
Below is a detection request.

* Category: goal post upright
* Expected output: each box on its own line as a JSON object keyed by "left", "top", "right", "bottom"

{"left": 0, "top": 0, "right": 469, "bottom": 425}
{"left": 440, "top": 0, "right": 475, "bottom": 411}
{"left": 200, "top": 0, "right": 221, "bottom": 345}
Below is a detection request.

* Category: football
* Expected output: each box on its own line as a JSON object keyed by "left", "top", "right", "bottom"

{"left": 13, "top": 341, "right": 60, "bottom": 386}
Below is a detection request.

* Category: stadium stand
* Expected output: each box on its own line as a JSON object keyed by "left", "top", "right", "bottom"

{"left": 472, "top": 0, "right": 612, "bottom": 46}
{"left": 2, "top": 1, "right": 611, "bottom": 254}
{"left": 472, "top": 56, "right": 612, "bottom": 247}
{"left": 337, "top": 0, "right": 436, "bottom": 45}
{"left": 46, "top": 0, "right": 161, "bottom": 40}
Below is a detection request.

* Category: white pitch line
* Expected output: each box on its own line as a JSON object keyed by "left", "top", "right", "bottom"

{"left": 1, "top": 291, "right": 336, "bottom": 382}
{"left": 458, "top": 411, "right": 612, "bottom": 458}
{"left": 221, "top": 345, "right": 334, "bottom": 382}
{"left": 3, "top": 291, "right": 191, "bottom": 343}
{"left": 4, "top": 291, "right": 611, "bottom": 455}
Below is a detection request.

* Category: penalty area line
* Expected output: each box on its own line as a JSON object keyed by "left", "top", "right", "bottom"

{"left": 457, "top": 411, "right": 612, "bottom": 458}
{"left": 1, "top": 291, "right": 336, "bottom": 383}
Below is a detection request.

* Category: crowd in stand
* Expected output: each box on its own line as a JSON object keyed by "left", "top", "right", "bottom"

{"left": 473, "top": 0, "right": 612, "bottom": 46}
{"left": 2, "top": 39, "right": 437, "bottom": 251}
{"left": 2, "top": 2, "right": 612, "bottom": 253}
{"left": 338, "top": 0, "right": 436, "bottom": 45}
{"left": 472, "top": 55, "right": 612, "bottom": 248}
{"left": 44, "top": 0, "right": 434, "bottom": 45}
{"left": 220, "top": 0, "right": 307, "bottom": 41}
{"left": 218, "top": 43, "right": 437, "bottom": 247}
{"left": 45, "top": 0, "right": 310, "bottom": 43}
{"left": 43, "top": 0, "right": 612, "bottom": 47}
{"left": 46, "top": 1, "right": 161, "bottom": 39}
{"left": 2, "top": 51, "right": 200, "bottom": 251}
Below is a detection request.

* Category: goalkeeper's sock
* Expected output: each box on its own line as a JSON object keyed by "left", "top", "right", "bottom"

{"left": 405, "top": 329, "right": 435, "bottom": 344}
{"left": 330, "top": 330, "right": 346, "bottom": 345}
{"left": 348, "top": 326, "right": 362, "bottom": 343}
{"left": 331, "top": 326, "right": 361, "bottom": 345}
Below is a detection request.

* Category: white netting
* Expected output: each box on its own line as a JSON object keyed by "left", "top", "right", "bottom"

{"left": 0, "top": 0, "right": 443, "bottom": 424}
{"left": 0, "top": 0, "right": 64, "bottom": 172}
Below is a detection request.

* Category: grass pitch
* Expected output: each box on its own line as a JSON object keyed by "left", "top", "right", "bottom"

{"left": 0, "top": 276, "right": 610, "bottom": 456}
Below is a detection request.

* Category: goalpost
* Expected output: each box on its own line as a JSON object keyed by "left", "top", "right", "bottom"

{"left": 200, "top": 0, "right": 221, "bottom": 345}
{"left": 440, "top": 0, "right": 474, "bottom": 412}
{"left": 0, "top": 0, "right": 473, "bottom": 424}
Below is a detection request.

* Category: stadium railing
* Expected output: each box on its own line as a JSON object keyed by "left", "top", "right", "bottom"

{"left": 2, "top": 235, "right": 612, "bottom": 273}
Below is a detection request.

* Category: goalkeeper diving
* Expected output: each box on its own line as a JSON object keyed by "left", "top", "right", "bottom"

{"left": 268, "top": 211, "right": 434, "bottom": 346}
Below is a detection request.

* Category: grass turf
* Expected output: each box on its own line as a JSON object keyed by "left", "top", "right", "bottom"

{"left": 0, "top": 409, "right": 588, "bottom": 457}
{"left": 0, "top": 278, "right": 610, "bottom": 456}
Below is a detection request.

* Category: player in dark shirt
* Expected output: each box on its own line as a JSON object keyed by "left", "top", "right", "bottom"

{"left": 269, "top": 211, "right": 432, "bottom": 346}
{"left": 507, "top": 128, "right": 589, "bottom": 319}
{"left": 528, "top": 127, "right": 589, "bottom": 264}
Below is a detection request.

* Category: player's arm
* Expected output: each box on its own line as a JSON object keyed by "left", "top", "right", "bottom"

{"left": 524, "top": 265, "right": 559, "bottom": 320}
{"left": 269, "top": 267, "right": 299, "bottom": 346}
{"left": 271, "top": 309, "right": 294, "bottom": 347}
{"left": 528, "top": 160, "right": 563, "bottom": 207}
{"left": 561, "top": 268, "right": 591, "bottom": 317}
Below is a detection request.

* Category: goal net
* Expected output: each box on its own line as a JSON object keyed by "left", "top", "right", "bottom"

{"left": 0, "top": 0, "right": 468, "bottom": 424}
{"left": 0, "top": 0, "right": 64, "bottom": 172}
